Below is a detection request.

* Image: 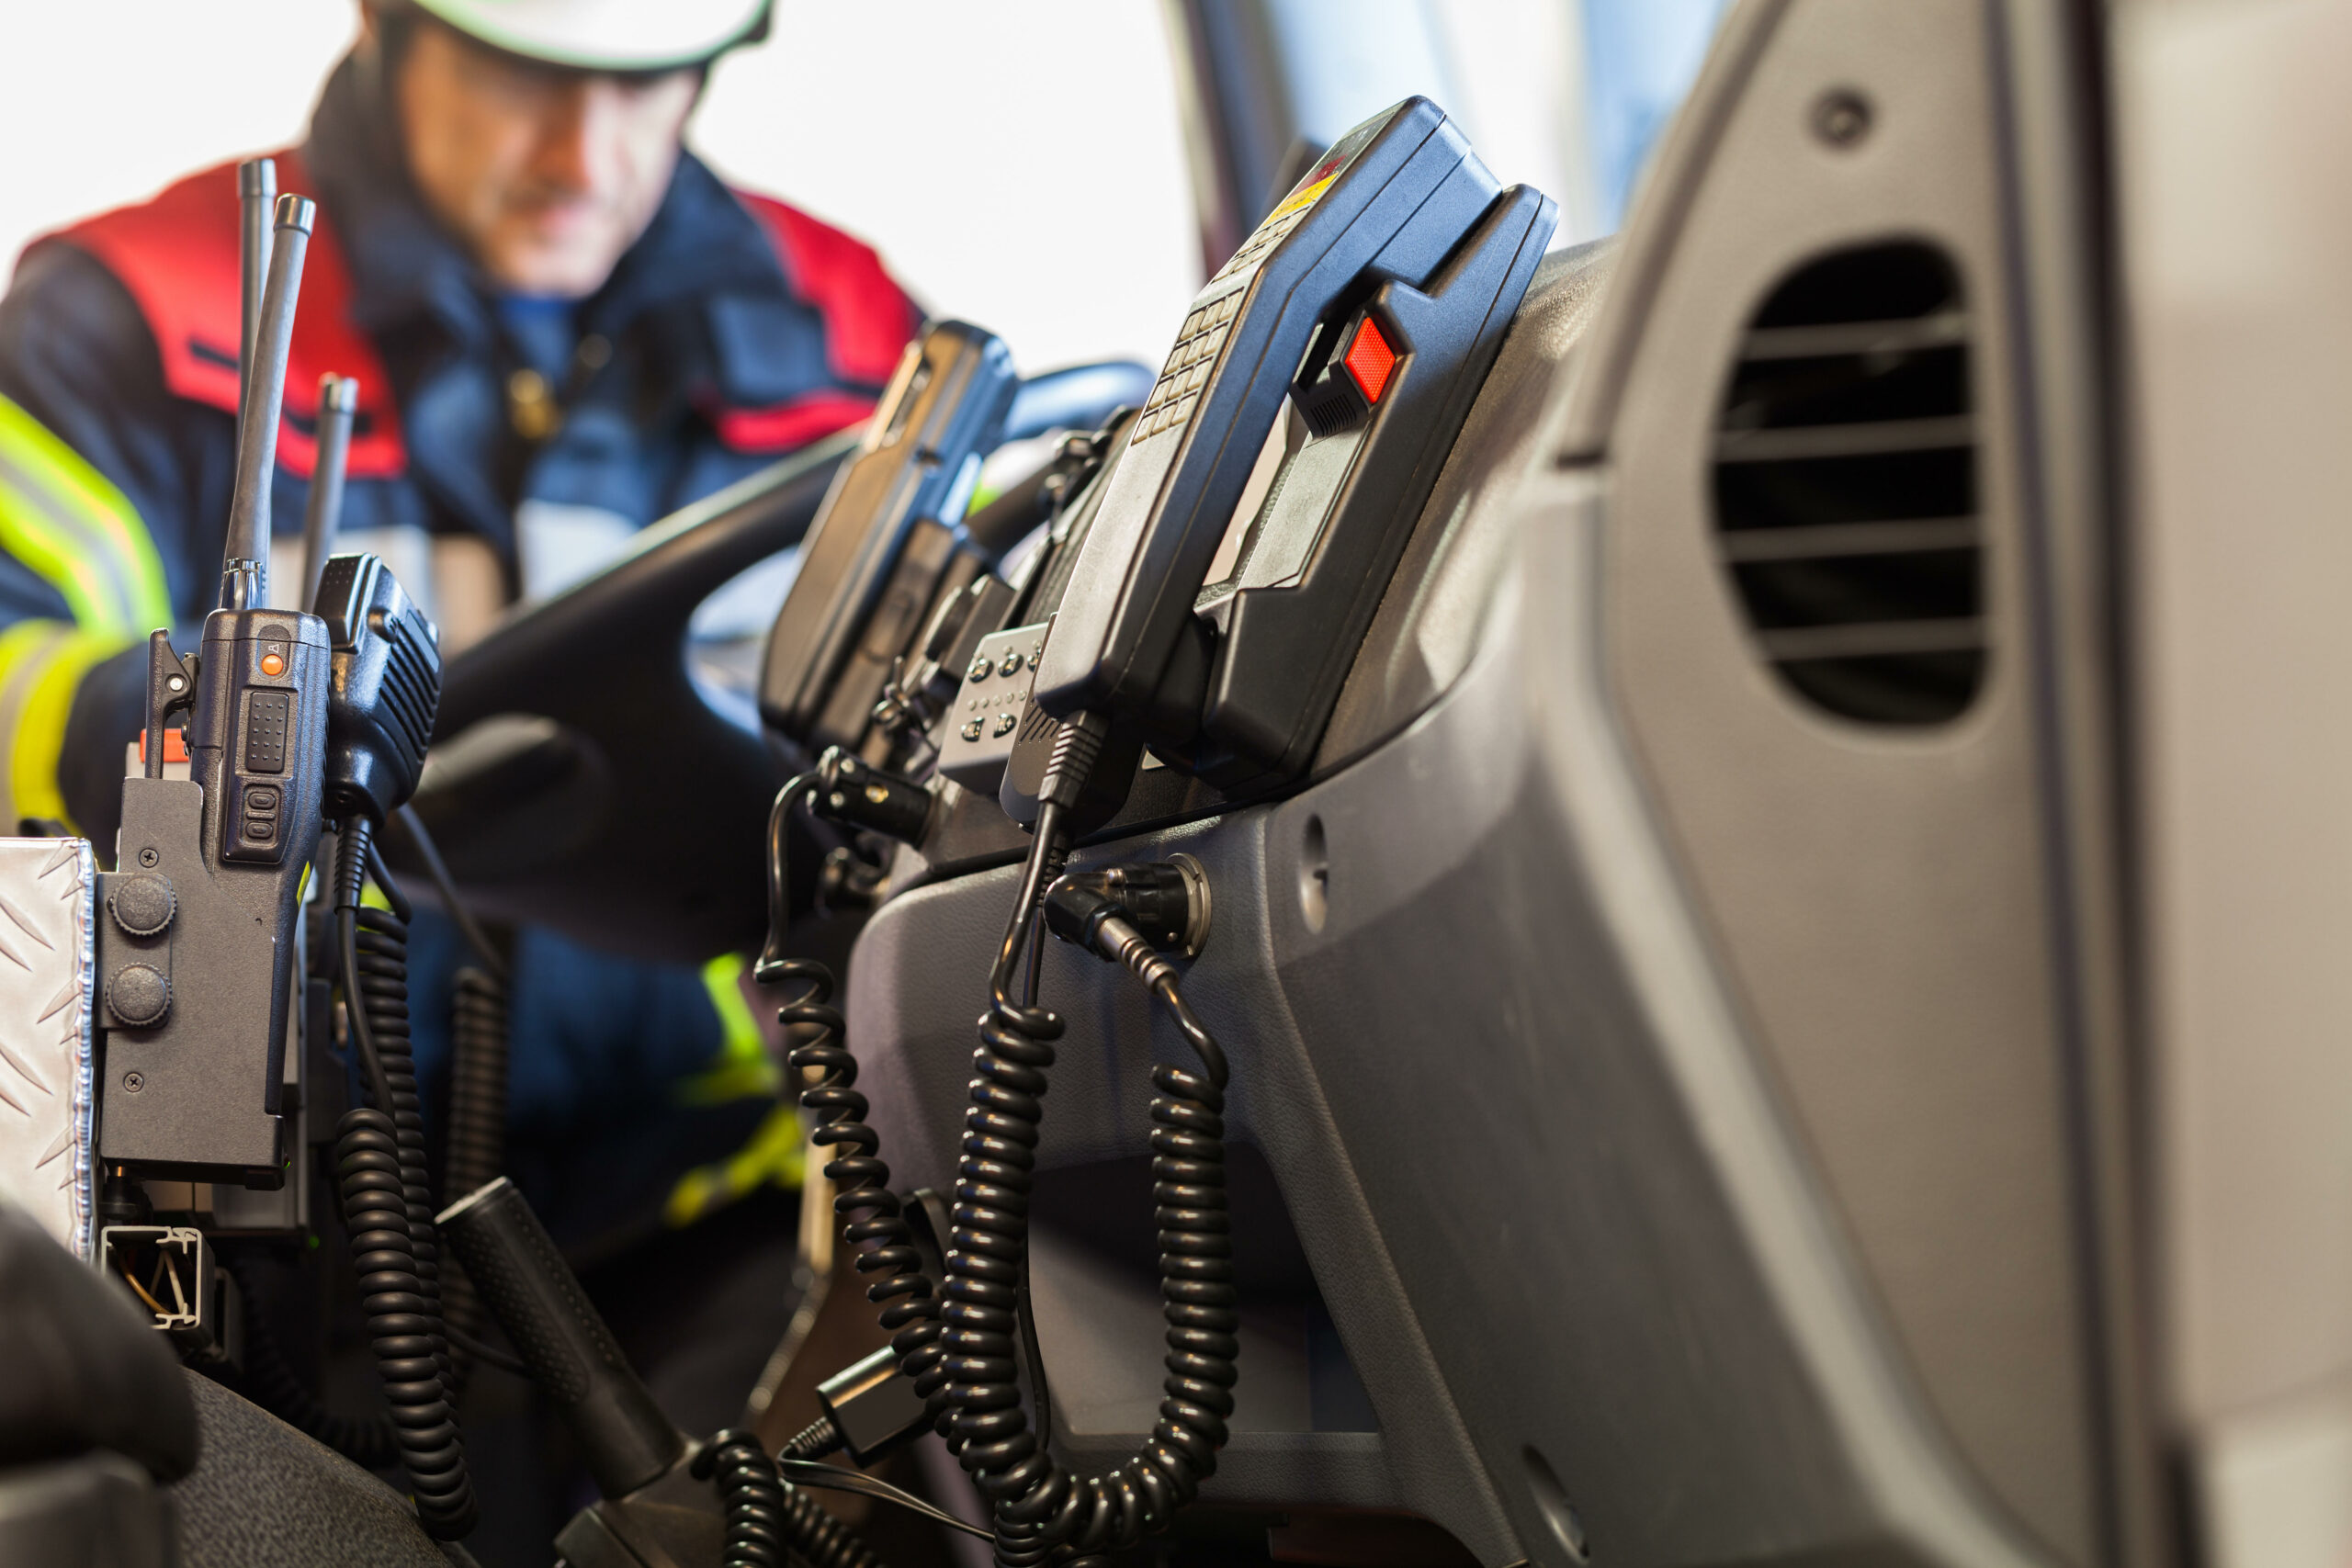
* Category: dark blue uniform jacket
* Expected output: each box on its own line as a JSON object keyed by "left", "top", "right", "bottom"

{"left": 0, "top": 50, "right": 917, "bottom": 1242}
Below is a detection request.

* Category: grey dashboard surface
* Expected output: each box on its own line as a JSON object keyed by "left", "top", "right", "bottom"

{"left": 844, "top": 225, "right": 2052, "bottom": 1563}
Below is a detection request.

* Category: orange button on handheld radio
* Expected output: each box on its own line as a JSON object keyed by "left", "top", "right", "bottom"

{"left": 259, "top": 649, "right": 285, "bottom": 677}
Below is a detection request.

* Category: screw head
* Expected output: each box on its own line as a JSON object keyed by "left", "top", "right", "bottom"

{"left": 1813, "top": 87, "right": 1872, "bottom": 148}
{"left": 137, "top": 848, "right": 159, "bottom": 868}
{"left": 122, "top": 1071, "right": 144, "bottom": 1093}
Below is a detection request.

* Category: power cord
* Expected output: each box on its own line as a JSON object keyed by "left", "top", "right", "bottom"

{"left": 939, "top": 714, "right": 1238, "bottom": 1567}
{"left": 777, "top": 1456, "right": 993, "bottom": 1541}
{"left": 391, "top": 803, "right": 504, "bottom": 979}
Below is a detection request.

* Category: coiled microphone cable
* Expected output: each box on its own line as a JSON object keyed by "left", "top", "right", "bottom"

{"left": 693, "top": 1427, "right": 884, "bottom": 1568}
{"left": 222, "top": 1248, "right": 401, "bottom": 1470}
{"left": 754, "top": 721, "right": 1236, "bottom": 1566}
{"left": 331, "top": 818, "right": 478, "bottom": 1539}
{"left": 943, "top": 714, "right": 1239, "bottom": 1568}
{"left": 439, "top": 965, "right": 506, "bottom": 1389}
{"left": 755, "top": 769, "right": 949, "bottom": 1453}
{"left": 393, "top": 804, "right": 510, "bottom": 1393}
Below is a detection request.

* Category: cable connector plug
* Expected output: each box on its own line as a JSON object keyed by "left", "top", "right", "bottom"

{"left": 809, "top": 747, "right": 934, "bottom": 844}
{"left": 769, "top": 1344, "right": 933, "bottom": 1468}
{"left": 1043, "top": 853, "right": 1211, "bottom": 960}
{"left": 810, "top": 1346, "right": 931, "bottom": 1467}
{"left": 1040, "top": 709, "right": 1117, "bottom": 814}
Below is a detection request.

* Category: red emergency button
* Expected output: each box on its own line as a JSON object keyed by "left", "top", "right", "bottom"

{"left": 1342, "top": 314, "right": 1396, "bottom": 404}
{"left": 259, "top": 650, "right": 286, "bottom": 677}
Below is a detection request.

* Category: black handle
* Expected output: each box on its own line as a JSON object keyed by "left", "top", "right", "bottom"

{"left": 436, "top": 1177, "right": 683, "bottom": 1497}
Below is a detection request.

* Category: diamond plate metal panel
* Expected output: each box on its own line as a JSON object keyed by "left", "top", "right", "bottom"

{"left": 0, "top": 838, "right": 97, "bottom": 1258}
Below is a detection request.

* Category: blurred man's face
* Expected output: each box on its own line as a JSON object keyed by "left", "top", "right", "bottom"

{"left": 393, "top": 20, "right": 700, "bottom": 297}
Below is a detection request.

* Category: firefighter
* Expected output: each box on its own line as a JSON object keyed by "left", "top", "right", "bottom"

{"left": 0, "top": 0, "right": 915, "bottom": 1424}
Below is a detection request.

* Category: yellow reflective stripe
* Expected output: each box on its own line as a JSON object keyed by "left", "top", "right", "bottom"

{"left": 665, "top": 953, "right": 804, "bottom": 1226}
{"left": 705, "top": 953, "right": 767, "bottom": 1064}
{"left": 0, "top": 621, "right": 125, "bottom": 829}
{"left": 678, "top": 953, "right": 780, "bottom": 1103}
{"left": 0, "top": 393, "right": 170, "bottom": 636}
{"left": 0, "top": 620, "right": 71, "bottom": 828}
{"left": 663, "top": 1100, "right": 807, "bottom": 1228}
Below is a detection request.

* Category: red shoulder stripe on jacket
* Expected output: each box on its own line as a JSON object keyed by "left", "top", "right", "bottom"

{"left": 43, "top": 163, "right": 919, "bottom": 470}
{"left": 44, "top": 150, "right": 408, "bottom": 480}
{"left": 720, "top": 191, "right": 917, "bottom": 454}
{"left": 707, "top": 389, "right": 881, "bottom": 454}
{"left": 732, "top": 191, "right": 918, "bottom": 385}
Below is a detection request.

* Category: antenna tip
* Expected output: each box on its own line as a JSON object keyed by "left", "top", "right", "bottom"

{"left": 322, "top": 374, "right": 360, "bottom": 412}
{"left": 274, "top": 194, "right": 316, "bottom": 233}
{"left": 238, "top": 158, "right": 277, "bottom": 197}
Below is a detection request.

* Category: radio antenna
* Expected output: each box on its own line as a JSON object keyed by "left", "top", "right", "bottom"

{"left": 236, "top": 158, "right": 276, "bottom": 440}
{"left": 299, "top": 374, "right": 357, "bottom": 611}
{"left": 220, "top": 192, "right": 313, "bottom": 612}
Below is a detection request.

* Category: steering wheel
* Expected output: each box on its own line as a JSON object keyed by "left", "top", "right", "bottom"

{"left": 397, "top": 360, "right": 1150, "bottom": 963}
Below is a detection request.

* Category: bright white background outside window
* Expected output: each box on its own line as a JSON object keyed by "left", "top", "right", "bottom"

{"left": 0, "top": 1, "right": 1723, "bottom": 373}
{"left": 0, "top": 2, "right": 1200, "bottom": 374}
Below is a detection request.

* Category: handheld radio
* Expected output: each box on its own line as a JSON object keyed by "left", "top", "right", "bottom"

{"left": 759, "top": 320, "right": 1020, "bottom": 755}
{"left": 97, "top": 194, "right": 330, "bottom": 1181}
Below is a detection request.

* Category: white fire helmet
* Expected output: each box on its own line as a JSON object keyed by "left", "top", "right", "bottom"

{"left": 401, "top": 0, "right": 774, "bottom": 73}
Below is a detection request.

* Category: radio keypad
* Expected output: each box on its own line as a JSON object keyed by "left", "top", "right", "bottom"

{"left": 937, "top": 621, "right": 1050, "bottom": 797}
{"left": 1210, "top": 201, "right": 1308, "bottom": 284}
{"left": 1138, "top": 290, "right": 1247, "bottom": 444}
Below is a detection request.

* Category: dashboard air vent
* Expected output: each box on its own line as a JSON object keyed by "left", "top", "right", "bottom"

{"left": 1712, "top": 242, "right": 1984, "bottom": 725}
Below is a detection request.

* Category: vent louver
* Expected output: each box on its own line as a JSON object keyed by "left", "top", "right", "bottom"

{"left": 1712, "top": 242, "right": 1984, "bottom": 725}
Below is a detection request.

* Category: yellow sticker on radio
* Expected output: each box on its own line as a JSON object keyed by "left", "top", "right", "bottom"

{"left": 1270, "top": 173, "right": 1336, "bottom": 222}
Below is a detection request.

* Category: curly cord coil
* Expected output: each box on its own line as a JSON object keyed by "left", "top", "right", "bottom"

{"left": 439, "top": 964, "right": 509, "bottom": 1387}
{"left": 351, "top": 906, "right": 451, "bottom": 1382}
{"left": 222, "top": 1250, "right": 401, "bottom": 1470}
{"left": 761, "top": 778, "right": 950, "bottom": 1438}
{"left": 776, "top": 953, "right": 949, "bottom": 1421}
{"left": 944, "top": 796, "right": 1239, "bottom": 1566}
{"left": 694, "top": 1429, "right": 885, "bottom": 1568}
{"left": 332, "top": 822, "right": 476, "bottom": 1539}
{"left": 444, "top": 968, "right": 508, "bottom": 1205}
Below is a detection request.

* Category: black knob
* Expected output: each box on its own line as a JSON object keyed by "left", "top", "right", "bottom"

{"left": 107, "top": 964, "right": 171, "bottom": 1028}
{"left": 107, "top": 873, "right": 175, "bottom": 938}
